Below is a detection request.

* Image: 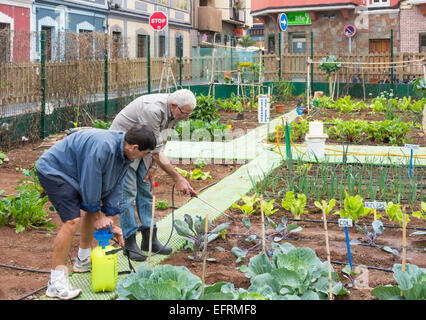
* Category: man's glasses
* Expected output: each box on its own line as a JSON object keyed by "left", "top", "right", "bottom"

{"left": 177, "top": 105, "right": 191, "bottom": 115}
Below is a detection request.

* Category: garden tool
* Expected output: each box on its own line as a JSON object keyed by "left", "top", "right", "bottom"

{"left": 189, "top": 189, "right": 236, "bottom": 225}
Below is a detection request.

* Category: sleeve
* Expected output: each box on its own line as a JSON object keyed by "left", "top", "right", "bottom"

{"left": 137, "top": 106, "right": 164, "bottom": 154}
{"left": 79, "top": 146, "right": 103, "bottom": 213}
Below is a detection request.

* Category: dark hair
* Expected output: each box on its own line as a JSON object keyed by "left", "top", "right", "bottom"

{"left": 124, "top": 125, "right": 156, "bottom": 151}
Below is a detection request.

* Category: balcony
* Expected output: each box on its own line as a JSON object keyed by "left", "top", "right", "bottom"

{"left": 198, "top": 6, "right": 222, "bottom": 33}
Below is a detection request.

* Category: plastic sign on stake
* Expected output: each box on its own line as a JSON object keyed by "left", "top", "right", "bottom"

{"left": 339, "top": 217, "right": 353, "bottom": 269}
{"left": 405, "top": 144, "right": 419, "bottom": 179}
{"left": 258, "top": 95, "right": 270, "bottom": 123}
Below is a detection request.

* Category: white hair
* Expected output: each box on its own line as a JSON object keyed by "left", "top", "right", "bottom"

{"left": 168, "top": 89, "right": 196, "bottom": 110}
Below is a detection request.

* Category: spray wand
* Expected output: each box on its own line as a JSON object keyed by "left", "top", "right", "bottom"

{"left": 189, "top": 189, "right": 236, "bottom": 225}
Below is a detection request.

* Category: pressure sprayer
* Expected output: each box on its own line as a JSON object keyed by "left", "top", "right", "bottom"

{"left": 91, "top": 227, "right": 119, "bottom": 293}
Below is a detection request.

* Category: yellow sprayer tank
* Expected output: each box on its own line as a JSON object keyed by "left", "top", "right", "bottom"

{"left": 91, "top": 228, "right": 118, "bottom": 293}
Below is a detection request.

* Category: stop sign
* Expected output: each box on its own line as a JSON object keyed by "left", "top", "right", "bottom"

{"left": 149, "top": 11, "right": 168, "bottom": 31}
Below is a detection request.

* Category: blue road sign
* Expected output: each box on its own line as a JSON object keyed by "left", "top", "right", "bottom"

{"left": 278, "top": 13, "right": 288, "bottom": 32}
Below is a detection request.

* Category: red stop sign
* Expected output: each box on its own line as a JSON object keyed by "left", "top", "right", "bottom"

{"left": 149, "top": 11, "right": 168, "bottom": 31}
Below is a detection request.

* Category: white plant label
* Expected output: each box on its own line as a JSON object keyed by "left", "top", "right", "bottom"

{"left": 404, "top": 144, "right": 419, "bottom": 150}
{"left": 258, "top": 95, "right": 270, "bottom": 124}
{"left": 364, "top": 202, "right": 386, "bottom": 211}
{"left": 338, "top": 218, "right": 353, "bottom": 228}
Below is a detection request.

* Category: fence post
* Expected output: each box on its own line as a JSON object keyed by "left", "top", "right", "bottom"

{"left": 179, "top": 35, "right": 183, "bottom": 87}
{"left": 104, "top": 34, "right": 108, "bottom": 121}
{"left": 390, "top": 29, "right": 394, "bottom": 89}
{"left": 310, "top": 31, "right": 314, "bottom": 94}
{"left": 147, "top": 35, "right": 151, "bottom": 94}
{"left": 278, "top": 32, "right": 282, "bottom": 79}
{"left": 40, "top": 30, "right": 46, "bottom": 139}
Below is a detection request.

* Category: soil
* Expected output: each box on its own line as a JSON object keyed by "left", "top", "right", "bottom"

{"left": 0, "top": 104, "right": 424, "bottom": 301}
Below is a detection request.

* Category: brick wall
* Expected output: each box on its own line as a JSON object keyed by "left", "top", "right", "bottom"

{"left": 400, "top": 5, "right": 426, "bottom": 53}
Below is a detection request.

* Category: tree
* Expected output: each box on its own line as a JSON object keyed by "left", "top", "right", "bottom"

{"left": 239, "top": 35, "right": 256, "bottom": 48}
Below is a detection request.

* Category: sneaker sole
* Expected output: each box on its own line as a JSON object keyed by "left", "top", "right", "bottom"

{"left": 46, "top": 289, "right": 82, "bottom": 300}
{"left": 72, "top": 267, "right": 91, "bottom": 273}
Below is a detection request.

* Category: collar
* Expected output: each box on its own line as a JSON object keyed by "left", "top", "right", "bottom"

{"left": 166, "top": 94, "right": 174, "bottom": 120}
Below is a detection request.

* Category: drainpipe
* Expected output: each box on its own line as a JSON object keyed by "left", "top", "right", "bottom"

{"left": 40, "top": 30, "right": 46, "bottom": 139}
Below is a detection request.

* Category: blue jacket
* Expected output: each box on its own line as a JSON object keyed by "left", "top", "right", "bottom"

{"left": 36, "top": 129, "right": 131, "bottom": 216}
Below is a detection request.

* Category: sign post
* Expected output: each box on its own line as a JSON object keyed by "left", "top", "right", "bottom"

{"left": 344, "top": 24, "right": 356, "bottom": 54}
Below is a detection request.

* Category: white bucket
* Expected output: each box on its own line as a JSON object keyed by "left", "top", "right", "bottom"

{"left": 306, "top": 137, "right": 326, "bottom": 159}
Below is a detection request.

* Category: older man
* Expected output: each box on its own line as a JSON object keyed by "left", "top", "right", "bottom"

{"left": 110, "top": 89, "right": 196, "bottom": 261}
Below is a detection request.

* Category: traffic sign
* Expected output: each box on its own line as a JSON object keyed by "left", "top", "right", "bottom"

{"left": 149, "top": 11, "right": 168, "bottom": 31}
{"left": 278, "top": 13, "right": 288, "bottom": 32}
{"left": 344, "top": 24, "right": 356, "bottom": 37}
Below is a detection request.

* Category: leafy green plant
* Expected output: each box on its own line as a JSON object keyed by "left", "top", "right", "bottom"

{"left": 281, "top": 191, "right": 307, "bottom": 220}
{"left": 240, "top": 244, "right": 349, "bottom": 299}
{"left": 92, "top": 119, "right": 112, "bottom": 129}
{"left": 275, "top": 79, "right": 294, "bottom": 102}
{"left": 266, "top": 216, "right": 302, "bottom": 241}
{"left": 191, "top": 94, "right": 220, "bottom": 122}
{"left": 257, "top": 199, "right": 278, "bottom": 217}
{"left": 371, "top": 263, "right": 426, "bottom": 300}
{"left": 0, "top": 151, "right": 6, "bottom": 165}
{"left": 156, "top": 199, "right": 169, "bottom": 210}
{"left": 336, "top": 191, "right": 373, "bottom": 224}
{"left": 193, "top": 159, "right": 206, "bottom": 169}
{"left": 412, "top": 78, "right": 425, "bottom": 99}
{"left": 189, "top": 169, "right": 212, "bottom": 181}
{"left": 175, "top": 167, "right": 188, "bottom": 177}
{"left": 173, "top": 214, "right": 229, "bottom": 261}
{"left": 314, "top": 199, "right": 337, "bottom": 215}
{"left": 386, "top": 202, "right": 411, "bottom": 226}
{"left": 354, "top": 220, "right": 384, "bottom": 246}
{"left": 412, "top": 202, "right": 426, "bottom": 221}
{"left": 117, "top": 264, "right": 265, "bottom": 300}
{"left": 232, "top": 194, "right": 260, "bottom": 215}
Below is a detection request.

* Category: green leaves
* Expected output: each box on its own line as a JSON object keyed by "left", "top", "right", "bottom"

{"left": 189, "top": 168, "right": 212, "bottom": 181}
{"left": 371, "top": 263, "right": 426, "bottom": 300}
{"left": 0, "top": 151, "right": 6, "bottom": 165}
{"left": 337, "top": 191, "right": 372, "bottom": 223}
{"left": 241, "top": 246, "right": 348, "bottom": 299}
{"left": 281, "top": 191, "right": 307, "bottom": 220}
{"left": 232, "top": 194, "right": 259, "bottom": 215}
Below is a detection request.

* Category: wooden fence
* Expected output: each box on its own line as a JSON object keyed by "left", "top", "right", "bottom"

{"left": 1, "top": 53, "right": 424, "bottom": 106}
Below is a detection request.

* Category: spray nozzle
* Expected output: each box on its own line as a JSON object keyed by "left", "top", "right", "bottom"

{"left": 94, "top": 226, "right": 113, "bottom": 249}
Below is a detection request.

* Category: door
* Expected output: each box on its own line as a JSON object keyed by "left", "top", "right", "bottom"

{"left": 369, "top": 39, "right": 391, "bottom": 83}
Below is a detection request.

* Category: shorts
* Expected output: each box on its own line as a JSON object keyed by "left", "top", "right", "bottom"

{"left": 37, "top": 170, "right": 82, "bottom": 223}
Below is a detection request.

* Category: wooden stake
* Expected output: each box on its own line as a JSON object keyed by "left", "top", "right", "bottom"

{"left": 373, "top": 209, "right": 377, "bottom": 221}
{"left": 147, "top": 195, "right": 156, "bottom": 269}
{"left": 260, "top": 194, "right": 266, "bottom": 255}
{"left": 201, "top": 213, "right": 209, "bottom": 297}
{"left": 321, "top": 204, "right": 334, "bottom": 300}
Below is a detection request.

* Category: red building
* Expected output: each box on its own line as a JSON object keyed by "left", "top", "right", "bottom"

{"left": 0, "top": 0, "right": 33, "bottom": 62}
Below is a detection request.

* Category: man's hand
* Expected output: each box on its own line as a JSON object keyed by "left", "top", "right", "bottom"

{"left": 175, "top": 176, "right": 194, "bottom": 195}
{"left": 94, "top": 213, "right": 113, "bottom": 230}
{"left": 143, "top": 167, "right": 157, "bottom": 191}
{"left": 111, "top": 225, "right": 124, "bottom": 247}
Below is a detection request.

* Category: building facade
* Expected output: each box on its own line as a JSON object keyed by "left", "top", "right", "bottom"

{"left": 0, "top": 0, "right": 33, "bottom": 62}
{"left": 108, "top": 0, "right": 192, "bottom": 58}
{"left": 32, "top": 0, "right": 109, "bottom": 61}
{"left": 250, "top": 0, "right": 403, "bottom": 55}
{"left": 400, "top": 0, "right": 426, "bottom": 52}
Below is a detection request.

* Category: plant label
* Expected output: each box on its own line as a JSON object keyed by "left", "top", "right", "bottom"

{"left": 258, "top": 95, "right": 270, "bottom": 123}
{"left": 404, "top": 144, "right": 419, "bottom": 150}
{"left": 364, "top": 201, "right": 386, "bottom": 211}
{"left": 338, "top": 218, "right": 353, "bottom": 228}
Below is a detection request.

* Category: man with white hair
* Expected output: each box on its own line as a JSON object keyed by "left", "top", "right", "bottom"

{"left": 108, "top": 89, "right": 196, "bottom": 261}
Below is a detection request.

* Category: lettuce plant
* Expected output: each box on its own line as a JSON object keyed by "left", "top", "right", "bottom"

{"left": 232, "top": 194, "right": 260, "bottom": 215}
{"left": 281, "top": 191, "right": 307, "bottom": 220}
{"left": 336, "top": 191, "right": 373, "bottom": 224}
{"left": 371, "top": 263, "right": 426, "bottom": 300}
{"left": 189, "top": 168, "right": 212, "bottom": 180}
{"left": 257, "top": 199, "right": 278, "bottom": 217}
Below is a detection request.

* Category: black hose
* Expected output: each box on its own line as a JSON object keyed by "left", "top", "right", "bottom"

{"left": 16, "top": 285, "right": 48, "bottom": 300}
{"left": 329, "top": 260, "right": 393, "bottom": 272}
{"left": 0, "top": 263, "right": 50, "bottom": 273}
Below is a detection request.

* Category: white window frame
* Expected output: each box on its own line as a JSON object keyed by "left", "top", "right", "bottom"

{"left": 0, "top": 11, "right": 14, "bottom": 62}
{"left": 367, "top": 0, "right": 390, "bottom": 7}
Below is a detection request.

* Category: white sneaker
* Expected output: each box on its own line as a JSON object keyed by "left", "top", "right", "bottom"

{"left": 73, "top": 257, "right": 91, "bottom": 273}
{"left": 46, "top": 276, "right": 82, "bottom": 300}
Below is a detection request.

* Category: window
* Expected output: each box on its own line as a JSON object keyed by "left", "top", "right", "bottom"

{"left": 420, "top": 33, "right": 426, "bottom": 53}
{"left": 0, "top": 23, "right": 11, "bottom": 62}
{"left": 290, "top": 33, "right": 306, "bottom": 54}
{"left": 159, "top": 35, "right": 166, "bottom": 57}
{"left": 175, "top": 35, "right": 182, "bottom": 57}
{"left": 112, "top": 31, "right": 121, "bottom": 59}
{"left": 174, "top": 0, "right": 188, "bottom": 10}
{"left": 268, "top": 34, "right": 275, "bottom": 54}
{"left": 137, "top": 34, "right": 147, "bottom": 58}
{"left": 79, "top": 29, "right": 94, "bottom": 59}
{"left": 367, "top": 0, "right": 390, "bottom": 7}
